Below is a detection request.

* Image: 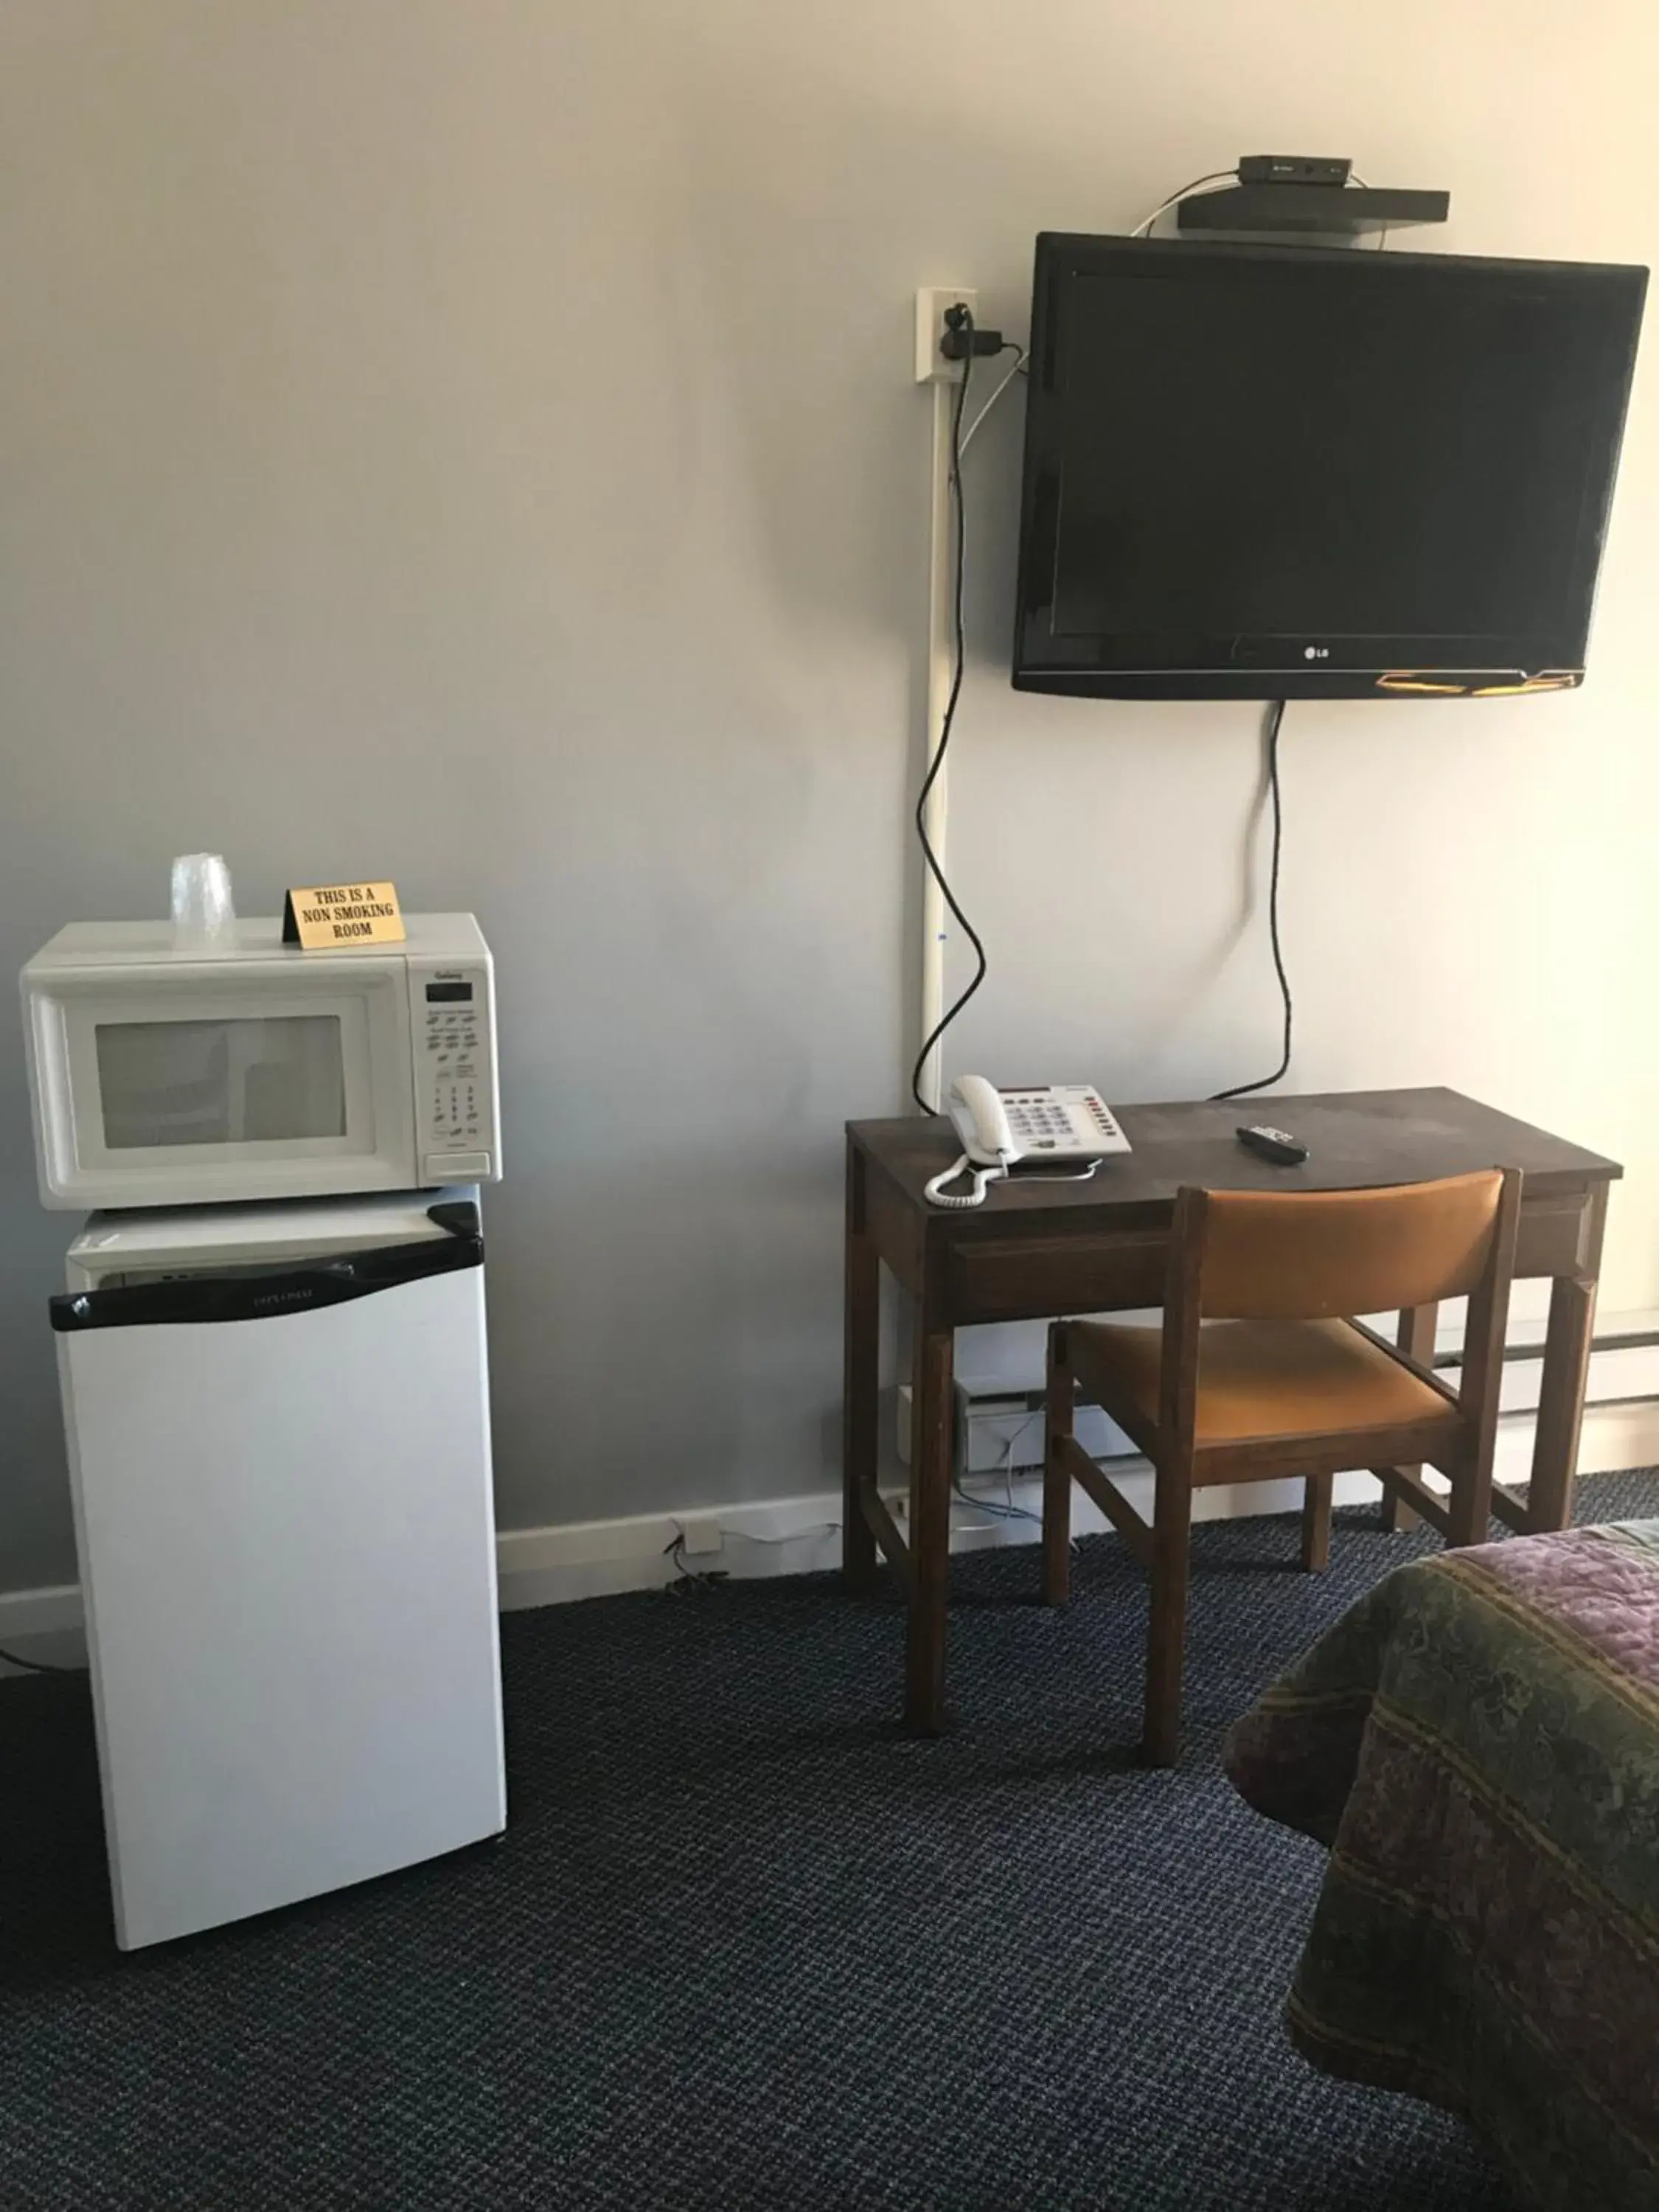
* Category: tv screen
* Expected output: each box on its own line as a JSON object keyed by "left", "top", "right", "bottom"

{"left": 1012, "top": 234, "right": 1647, "bottom": 699}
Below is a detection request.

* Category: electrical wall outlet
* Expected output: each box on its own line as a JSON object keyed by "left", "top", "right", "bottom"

{"left": 914, "top": 285, "right": 978, "bottom": 384}
{"left": 675, "top": 1513, "right": 724, "bottom": 1557}
{"left": 897, "top": 1382, "right": 1133, "bottom": 1473}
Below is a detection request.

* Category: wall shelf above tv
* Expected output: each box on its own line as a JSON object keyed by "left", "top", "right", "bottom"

{"left": 1177, "top": 183, "right": 1450, "bottom": 236}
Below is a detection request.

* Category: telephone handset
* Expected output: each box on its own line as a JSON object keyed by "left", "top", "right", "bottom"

{"left": 925, "top": 1077, "right": 1131, "bottom": 1208}
{"left": 947, "top": 1074, "right": 1020, "bottom": 1167}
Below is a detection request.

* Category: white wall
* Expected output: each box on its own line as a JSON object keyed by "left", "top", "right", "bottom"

{"left": 3, "top": 0, "right": 1657, "bottom": 1590}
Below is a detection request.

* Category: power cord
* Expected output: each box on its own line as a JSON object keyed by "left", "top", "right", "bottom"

{"left": 958, "top": 345, "right": 1026, "bottom": 456}
{"left": 1348, "top": 173, "right": 1388, "bottom": 251}
{"left": 951, "top": 1413, "right": 1082, "bottom": 1547}
{"left": 953, "top": 1411, "right": 1043, "bottom": 1526}
{"left": 910, "top": 274, "right": 1296, "bottom": 1121}
{"left": 1211, "top": 698, "right": 1293, "bottom": 1102}
{"left": 953, "top": 1472, "right": 1041, "bottom": 1528}
{"left": 661, "top": 1531, "right": 728, "bottom": 1597}
{"left": 1130, "top": 167, "right": 1239, "bottom": 237}
{"left": 911, "top": 307, "right": 992, "bottom": 1113}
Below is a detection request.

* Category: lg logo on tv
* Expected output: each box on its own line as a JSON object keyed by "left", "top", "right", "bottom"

{"left": 1303, "top": 644, "right": 1330, "bottom": 661}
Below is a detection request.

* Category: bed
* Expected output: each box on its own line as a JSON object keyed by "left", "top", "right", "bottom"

{"left": 1225, "top": 1520, "right": 1659, "bottom": 2212}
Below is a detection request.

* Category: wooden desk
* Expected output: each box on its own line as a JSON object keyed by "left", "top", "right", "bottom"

{"left": 842, "top": 1088, "right": 1621, "bottom": 1734}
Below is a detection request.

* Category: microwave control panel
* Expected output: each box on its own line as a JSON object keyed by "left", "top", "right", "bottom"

{"left": 408, "top": 957, "right": 499, "bottom": 1183}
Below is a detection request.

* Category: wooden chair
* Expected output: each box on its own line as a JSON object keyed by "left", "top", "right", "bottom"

{"left": 1043, "top": 1168, "right": 1522, "bottom": 1766}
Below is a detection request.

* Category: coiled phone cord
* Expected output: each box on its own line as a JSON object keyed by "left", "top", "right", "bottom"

{"left": 922, "top": 1152, "right": 1012, "bottom": 1209}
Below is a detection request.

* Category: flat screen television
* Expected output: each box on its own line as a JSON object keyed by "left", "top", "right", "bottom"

{"left": 1012, "top": 234, "right": 1646, "bottom": 700}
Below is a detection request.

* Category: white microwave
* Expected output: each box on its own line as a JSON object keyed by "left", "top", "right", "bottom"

{"left": 22, "top": 914, "right": 501, "bottom": 1209}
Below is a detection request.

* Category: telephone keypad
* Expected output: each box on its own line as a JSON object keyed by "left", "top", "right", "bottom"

{"left": 998, "top": 1086, "right": 1129, "bottom": 1159}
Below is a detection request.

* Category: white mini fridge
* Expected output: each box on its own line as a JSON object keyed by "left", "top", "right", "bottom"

{"left": 52, "top": 1190, "right": 507, "bottom": 1950}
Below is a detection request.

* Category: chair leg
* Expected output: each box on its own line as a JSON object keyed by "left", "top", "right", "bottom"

{"left": 1446, "top": 1447, "right": 1495, "bottom": 1550}
{"left": 1042, "top": 1324, "right": 1074, "bottom": 1607}
{"left": 1380, "top": 1480, "right": 1416, "bottom": 1535}
{"left": 1301, "top": 1471, "right": 1334, "bottom": 1573}
{"left": 1143, "top": 1458, "right": 1194, "bottom": 1767}
{"left": 1383, "top": 1305, "right": 1437, "bottom": 1532}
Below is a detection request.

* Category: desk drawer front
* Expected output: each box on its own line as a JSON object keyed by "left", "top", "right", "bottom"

{"left": 946, "top": 1231, "right": 1166, "bottom": 1325}
{"left": 945, "top": 1190, "right": 1593, "bottom": 1324}
{"left": 1514, "top": 1197, "right": 1593, "bottom": 1280}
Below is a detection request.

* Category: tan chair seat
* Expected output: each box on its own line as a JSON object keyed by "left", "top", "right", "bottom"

{"left": 1072, "top": 1316, "right": 1451, "bottom": 1445}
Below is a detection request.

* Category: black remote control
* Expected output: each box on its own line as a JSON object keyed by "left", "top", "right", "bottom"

{"left": 1237, "top": 1124, "right": 1309, "bottom": 1166}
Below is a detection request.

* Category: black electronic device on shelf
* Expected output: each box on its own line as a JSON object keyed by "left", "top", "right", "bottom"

{"left": 1237, "top": 154, "right": 1352, "bottom": 187}
{"left": 1012, "top": 233, "right": 1647, "bottom": 700}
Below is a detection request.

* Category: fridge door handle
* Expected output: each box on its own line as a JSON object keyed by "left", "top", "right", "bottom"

{"left": 50, "top": 1230, "right": 484, "bottom": 1333}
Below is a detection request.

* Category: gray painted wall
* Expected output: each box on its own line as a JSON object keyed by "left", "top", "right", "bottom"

{"left": 4, "top": 0, "right": 1658, "bottom": 1590}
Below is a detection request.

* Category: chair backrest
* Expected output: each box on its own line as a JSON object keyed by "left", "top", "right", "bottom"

{"left": 1192, "top": 1170, "right": 1508, "bottom": 1321}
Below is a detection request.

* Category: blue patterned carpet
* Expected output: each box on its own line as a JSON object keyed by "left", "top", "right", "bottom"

{"left": 3, "top": 1469, "right": 1655, "bottom": 2210}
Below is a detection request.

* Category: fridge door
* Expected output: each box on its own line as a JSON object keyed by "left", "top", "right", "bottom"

{"left": 54, "top": 1214, "right": 504, "bottom": 1950}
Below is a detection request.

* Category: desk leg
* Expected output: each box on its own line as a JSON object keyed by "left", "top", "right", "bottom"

{"left": 1528, "top": 1186, "right": 1607, "bottom": 1537}
{"left": 905, "top": 1312, "right": 954, "bottom": 1735}
{"left": 842, "top": 1145, "right": 880, "bottom": 1593}
{"left": 1144, "top": 1462, "right": 1194, "bottom": 1768}
{"left": 1528, "top": 1275, "right": 1599, "bottom": 1536}
{"left": 1382, "top": 1302, "right": 1439, "bottom": 1534}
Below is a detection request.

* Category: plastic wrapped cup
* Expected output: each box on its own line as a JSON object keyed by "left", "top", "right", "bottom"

{"left": 170, "top": 854, "right": 236, "bottom": 947}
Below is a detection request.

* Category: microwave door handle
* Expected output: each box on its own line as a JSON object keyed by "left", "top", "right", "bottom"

{"left": 49, "top": 1230, "right": 484, "bottom": 1333}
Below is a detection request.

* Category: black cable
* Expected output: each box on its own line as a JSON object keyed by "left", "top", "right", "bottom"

{"left": 959, "top": 342, "right": 1026, "bottom": 453}
{"left": 660, "top": 1531, "right": 727, "bottom": 1598}
{"left": 0, "top": 1645, "right": 80, "bottom": 1675}
{"left": 911, "top": 316, "right": 990, "bottom": 1114}
{"left": 1211, "top": 698, "right": 1293, "bottom": 1102}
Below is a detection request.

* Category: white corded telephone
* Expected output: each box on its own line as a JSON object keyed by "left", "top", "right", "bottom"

{"left": 924, "top": 1076, "right": 1132, "bottom": 1208}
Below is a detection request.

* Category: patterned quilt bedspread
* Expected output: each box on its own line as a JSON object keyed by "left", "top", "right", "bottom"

{"left": 1225, "top": 1520, "right": 1659, "bottom": 2212}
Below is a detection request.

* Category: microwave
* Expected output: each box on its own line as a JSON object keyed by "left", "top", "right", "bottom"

{"left": 22, "top": 914, "right": 501, "bottom": 1210}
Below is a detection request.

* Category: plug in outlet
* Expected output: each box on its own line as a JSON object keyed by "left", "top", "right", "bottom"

{"left": 675, "top": 1513, "right": 723, "bottom": 1557}
{"left": 915, "top": 285, "right": 978, "bottom": 384}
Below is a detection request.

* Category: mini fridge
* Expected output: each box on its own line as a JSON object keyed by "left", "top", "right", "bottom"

{"left": 52, "top": 1189, "right": 506, "bottom": 1950}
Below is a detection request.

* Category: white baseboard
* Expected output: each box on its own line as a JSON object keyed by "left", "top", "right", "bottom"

{"left": 5, "top": 1399, "right": 1658, "bottom": 1663}
{"left": 491, "top": 1394, "right": 1659, "bottom": 1607}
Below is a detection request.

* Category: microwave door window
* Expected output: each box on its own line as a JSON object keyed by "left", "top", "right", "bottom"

{"left": 232, "top": 1020, "right": 348, "bottom": 1141}
{"left": 94, "top": 1016, "right": 347, "bottom": 1149}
